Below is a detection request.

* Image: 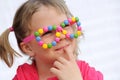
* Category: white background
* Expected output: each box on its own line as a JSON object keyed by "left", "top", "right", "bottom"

{"left": 0, "top": 0, "right": 120, "bottom": 80}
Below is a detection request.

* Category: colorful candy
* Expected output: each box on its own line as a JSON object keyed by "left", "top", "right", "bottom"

{"left": 57, "top": 26, "right": 62, "bottom": 32}
{"left": 56, "top": 32, "right": 61, "bottom": 37}
{"left": 66, "top": 33, "right": 70, "bottom": 38}
{"left": 77, "top": 22, "right": 81, "bottom": 26}
{"left": 52, "top": 25, "right": 57, "bottom": 30}
{"left": 43, "top": 27, "right": 48, "bottom": 32}
{"left": 38, "top": 41, "right": 44, "bottom": 46}
{"left": 55, "top": 38, "right": 60, "bottom": 42}
{"left": 23, "top": 17, "right": 82, "bottom": 49}
{"left": 77, "top": 31, "right": 82, "bottom": 36}
{"left": 42, "top": 44, "right": 48, "bottom": 49}
{"left": 36, "top": 36, "right": 41, "bottom": 42}
{"left": 34, "top": 32, "right": 39, "bottom": 37}
{"left": 68, "top": 18, "right": 72, "bottom": 24}
{"left": 38, "top": 29, "right": 43, "bottom": 34}
{"left": 48, "top": 26, "right": 53, "bottom": 31}
{"left": 60, "top": 22, "right": 66, "bottom": 28}
{"left": 72, "top": 17, "right": 76, "bottom": 23}
{"left": 64, "top": 20, "right": 69, "bottom": 25}
{"left": 75, "top": 17, "right": 79, "bottom": 22}
{"left": 70, "top": 34, "right": 74, "bottom": 39}
{"left": 52, "top": 41, "right": 57, "bottom": 46}
{"left": 47, "top": 43, "right": 52, "bottom": 48}
{"left": 77, "top": 26, "right": 82, "bottom": 31}
{"left": 62, "top": 30, "right": 67, "bottom": 35}
{"left": 74, "top": 34, "right": 78, "bottom": 38}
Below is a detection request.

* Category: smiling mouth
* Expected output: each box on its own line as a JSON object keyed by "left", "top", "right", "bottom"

{"left": 55, "top": 44, "right": 70, "bottom": 51}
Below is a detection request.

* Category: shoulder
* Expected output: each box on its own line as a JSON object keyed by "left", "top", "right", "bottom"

{"left": 13, "top": 63, "right": 38, "bottom": 80}
{"left": 76, "top": 60, "right": 103, "bottom": 80}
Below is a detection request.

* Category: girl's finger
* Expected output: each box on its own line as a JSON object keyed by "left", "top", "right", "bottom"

{"left": 63, "top": 45, "right": 74, "bottom": 61}
{"left": 53, "top": 60, "right": 63, "bottom": 70}
{"left": 57, "top": 57, "right": 68, "bottom": 65}
{"left": 50, "top": 67, "right": 60, "bottom": 76}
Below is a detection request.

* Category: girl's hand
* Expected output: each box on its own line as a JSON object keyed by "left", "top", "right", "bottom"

{"left": 50, "top": 45, "right": 83, "bottom": 80}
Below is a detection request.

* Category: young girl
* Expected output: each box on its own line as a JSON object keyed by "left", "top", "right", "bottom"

{"left": 0, "top": 0, "right": 103, "bottom": 80}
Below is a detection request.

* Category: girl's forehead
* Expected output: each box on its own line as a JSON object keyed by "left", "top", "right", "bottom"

{"left": 30, "top": 6, "right": 67, "bottom": 30}
{"left": 31, "top": 15, "right": 67, "bottom": 31}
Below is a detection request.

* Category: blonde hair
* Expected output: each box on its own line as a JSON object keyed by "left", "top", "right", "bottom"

{"left": 0, "top": 0, "right": 75, "bottom": 67}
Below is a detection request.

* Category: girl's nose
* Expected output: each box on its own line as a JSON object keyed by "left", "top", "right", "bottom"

{"left": 59, "top": 32, "right": 66, "bottom": 40}
{"left": 55, "top": 31, "right": 66, "bottom": 40}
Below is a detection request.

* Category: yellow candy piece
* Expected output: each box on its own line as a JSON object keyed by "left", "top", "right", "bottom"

{"left": 72, "top": 17, "right": 76, "bottom": 22}
{"left": 62, "top": 30, "right": 67, "bottom": 34}
{"left": 38, "top": 29, "right": 44, "bottom": 35}
{"left": 56, "top": 32, "right": 61, "bottom": 37}
{"left": 42, "top": 44, "right": 48, "bottom": 49}
{"left": 77, "top": 31, "right": 82, "bottom": 36}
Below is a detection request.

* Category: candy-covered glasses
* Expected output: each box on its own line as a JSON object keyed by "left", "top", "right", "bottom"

{"left": 23, "top": 17, "right": 82, "bottom": 49}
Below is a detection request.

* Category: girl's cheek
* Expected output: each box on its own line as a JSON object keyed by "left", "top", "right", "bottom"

{"left": 42, "top": 35, "right": 55, "bottom": 43}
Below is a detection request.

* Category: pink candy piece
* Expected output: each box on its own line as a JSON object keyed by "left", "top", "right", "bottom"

{"left": 55, "top": 38, "right": 60, "bottom": 42}
{"left": 38, "top": 41, "right": 44, "bottom": 46}
{"left": 68, "top": 18, "right": 72, "bottom": 23}
{"left": 43, "top": 27, "right": 48, "bottom": 32}
{"left": 77, "top": 26, "right": 82, "bottom": 31}
{"left": 68, "top": 18, "right": 74, "bottom": 25}
{"left": 66, "top": 33, "right": 70, "bottom": 38}
{"left": 57, "top": 26, "right": 62, "bottom": 32}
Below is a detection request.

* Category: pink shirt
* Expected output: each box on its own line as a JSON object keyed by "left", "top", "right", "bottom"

{"left": 13, "top": 60, "right": 103, "bottom": 80}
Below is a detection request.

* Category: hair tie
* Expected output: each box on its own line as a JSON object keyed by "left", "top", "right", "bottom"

{"left": 9, "top": 27, "right": 14, "bottom": 32}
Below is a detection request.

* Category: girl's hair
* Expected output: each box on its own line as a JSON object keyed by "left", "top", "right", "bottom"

{"left": 0, "top": 0, "right": 74, "bottom": 67}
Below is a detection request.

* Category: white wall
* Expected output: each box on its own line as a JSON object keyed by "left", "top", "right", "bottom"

{"left": 0, "top": 0, "right": 120, "bottom": 80}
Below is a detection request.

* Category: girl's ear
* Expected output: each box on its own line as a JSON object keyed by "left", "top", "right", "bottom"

{"left": 20, "top": 42, "right": 35, "bottom": 57}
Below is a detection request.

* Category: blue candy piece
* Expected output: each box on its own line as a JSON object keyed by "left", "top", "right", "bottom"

{"left": 48, "top": 26, "right": 53, "bottom": 31}
{"left": 77, "top": 21, "right": 81, "bottom": 26}
{"left": 52, "top": 41, "right": 57, "bottom": 46}
{"left": 36, "top": 36, "right": 41, "bottom": 42}
{"left": 70, "top": 34, "right": 74, "bottom": 39}
{"left": 64, "top": 20, "right": 69, "bottom": 25}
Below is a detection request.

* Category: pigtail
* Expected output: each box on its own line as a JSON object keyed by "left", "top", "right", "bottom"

{"left": 0, "top": 28, "right": 20, "bottom": 67}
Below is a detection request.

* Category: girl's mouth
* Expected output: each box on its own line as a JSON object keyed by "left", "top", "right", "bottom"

{"left": 55, "top": 44, "right": 70, "bottom": 51}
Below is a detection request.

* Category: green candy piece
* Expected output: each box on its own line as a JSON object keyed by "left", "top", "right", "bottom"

{"left": 34, "top": 32, "right": 40, "bottom": 37}
{"left": 52, "top": 25, "right": 57, "bottom": 30}
{"left": 75, "top": 17, "right": 79, "bottom": 22}
{"left": 47, "top": 43, "right": 52, "bottom": 48}
{"left": 74, "top": 33, "right": 78, "bottom": 38}
{"left": 60, "top": 22, "right": 66, "bottom": 28}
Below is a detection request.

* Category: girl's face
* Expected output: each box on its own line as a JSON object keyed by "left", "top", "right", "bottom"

{"left": 27, "top": 6, "right": 76, "bottom": 65}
